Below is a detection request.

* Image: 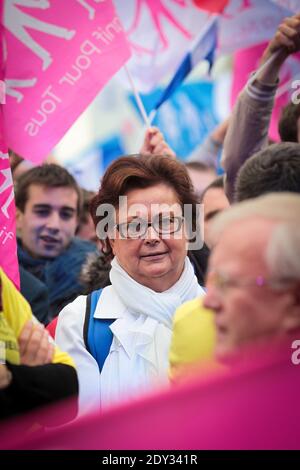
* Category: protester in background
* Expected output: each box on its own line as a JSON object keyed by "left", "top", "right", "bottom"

{"left": 222, "top": 12, "right": 300, "bottom": 202}
{"left": 204, "top": 193, "right": 300, "bottom": 358}
{"left": 76, "top": 189, "right": 98, "bottom": 244}
{"left": 15, "top": 164, "right": 97, "bottom": 320}
{"left": 235, "top": 142, "right": 300, "bottom": 202}
{"left": 278, "top": 100, "right": 300, "bottom": 143}
{"left": 170, "top": 193, "right": 300, "bottom": 379}
{"left": 201, "top": 176, "right": 229, "bottom": 249}
{"left": 170, "top": 146, "right": 300, "bottom": 372}
{"left": 56, "top": 154, "right": 205, "bottom": 414}
{"left": 19, "top": 266, "right": 50, "bottom": 325}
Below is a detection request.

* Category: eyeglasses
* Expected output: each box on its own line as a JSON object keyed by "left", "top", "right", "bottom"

{"left": 115, "top": 215, "right": 184, "bottom": 239}
{"left": 205, "top": 270, "right": 296, "bottom": 293}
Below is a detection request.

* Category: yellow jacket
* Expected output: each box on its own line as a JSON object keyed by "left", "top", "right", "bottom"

{"left": 169, "top": 297, "right": 216, "bottom": 380}
{"left": 0, "top": 267, "right": 75, "bottom": 368}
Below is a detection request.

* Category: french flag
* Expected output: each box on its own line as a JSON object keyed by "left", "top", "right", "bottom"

{"left": 151, "top": 16, "right": 218, "bottom": 114}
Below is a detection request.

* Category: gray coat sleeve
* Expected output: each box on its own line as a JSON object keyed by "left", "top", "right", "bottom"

{"left": 187, "top": 134, "right": 222, "bottom": 170}
{"left": 221, "top": 76, "right": 278, "bottom": 202}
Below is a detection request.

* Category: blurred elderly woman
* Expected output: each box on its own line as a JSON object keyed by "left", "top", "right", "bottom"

{"left": 56, "top": 154, "right": 205, "bottom": 413}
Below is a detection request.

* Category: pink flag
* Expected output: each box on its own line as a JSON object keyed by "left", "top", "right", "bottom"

{"left": 3, "top": 0, "right": 131, "bottom": 163}
{"left": 0, "top": 1, "right": 19, "bottom": 288}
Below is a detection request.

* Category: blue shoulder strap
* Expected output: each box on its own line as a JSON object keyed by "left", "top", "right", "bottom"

{"left": 83, "top": 289, "right": 114, "bottom": 373}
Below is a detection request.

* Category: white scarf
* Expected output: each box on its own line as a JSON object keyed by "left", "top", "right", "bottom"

{"left": 109, "top": 256, "right": 202, "bottom": 329}
{"left": 100, "top": 257, "right": 204, "bottom": 408}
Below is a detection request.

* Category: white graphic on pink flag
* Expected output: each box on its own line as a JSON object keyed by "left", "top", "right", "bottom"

{"left": 5, "top": 0, "right": 75, "bottom": 70}
{"left": 5, "top": 77, "right": 37, "bottom": 102}
{"left": 0, "top": 163, "right": 14, "bottom": 219}
{"left": 76, "top": 0, "right": 106, "bottom": 20}
{"left": 126, "top": 0, "right": 192, "bottom": 51}
{"left": 0, "top": 3, "right": 19, "bottom": 287}
{"left": 3, "top": 0, "right": 131, "bottom": 163}
{"left": 0, "top": 150, "right": 18, "bottom": 285}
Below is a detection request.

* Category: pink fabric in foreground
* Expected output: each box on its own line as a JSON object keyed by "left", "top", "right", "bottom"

{"left": 1, "top": 338, "right": 300, "bottom": 450}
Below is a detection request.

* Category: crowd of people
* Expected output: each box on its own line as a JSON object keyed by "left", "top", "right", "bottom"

{"left": 1, "top": 12, "right": 300, "bottom": 446}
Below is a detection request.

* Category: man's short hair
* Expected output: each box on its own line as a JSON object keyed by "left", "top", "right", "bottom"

{"left": 278, "top": 102, "right": 300, "bottom": 143}
{"left": 185, "top": 161, "right": 215, "bottom": 173}
{"left": 15, "top": 164, "right": 82, "bottom": 214}
{"left": 78, "top": 189, "right": 95, "bottom": 226}
{"left": 235, "top": 142, "right": 300, "bottom": 202}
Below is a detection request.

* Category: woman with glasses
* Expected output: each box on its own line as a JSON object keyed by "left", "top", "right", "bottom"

{"left": 55, "top": 154, "right": 205, "bottom": 413}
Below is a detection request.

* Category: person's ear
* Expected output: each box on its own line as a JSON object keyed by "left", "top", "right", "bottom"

{"left": 282, "top": 283, "right": 300, "bottom": 332}
{"left": 109, "top": 238, "right": 115, "bottom": 256}
{"left": 16, "top": 208, "right": 23, "bottom": 231}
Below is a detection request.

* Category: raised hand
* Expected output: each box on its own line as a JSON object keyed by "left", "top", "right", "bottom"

{"left": 262, "top": 13, "right": 300, "bottom": 63}
{"left": 140, "top": 127, "right": 176, "bottom": 158}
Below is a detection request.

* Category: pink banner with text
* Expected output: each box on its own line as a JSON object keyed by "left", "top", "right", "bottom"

{"left": 3, "top": 0, "right": 131, "bottom": 163}
{"left": 0, "top": 0, "right": 19, "bottom": 288}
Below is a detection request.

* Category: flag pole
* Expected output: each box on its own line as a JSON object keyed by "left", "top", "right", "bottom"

{"left": 148, "top": 109, "right": 157, "bottom": 125}
{"left": 248, "top": 50, "right": 282, "bottom": 85}
{"left": 124, "top": 64, "right": 151, "bottom": 128}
